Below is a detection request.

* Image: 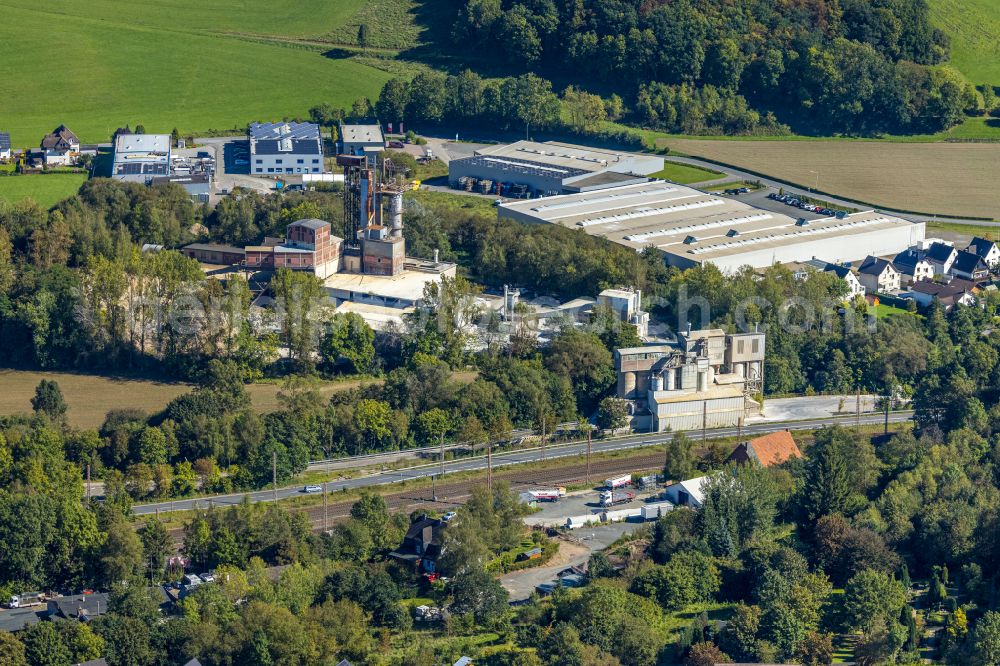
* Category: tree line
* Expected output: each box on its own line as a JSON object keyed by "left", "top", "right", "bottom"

{"left": 441, "top": 0, "right": 983, "bottom": 136}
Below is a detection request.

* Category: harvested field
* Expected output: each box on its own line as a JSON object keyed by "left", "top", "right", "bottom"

{"left": 0, "top": 369, "right": 476, "bottom": 429}
{"left": 659, "top": 138, "right": 1000, "bottom": 219}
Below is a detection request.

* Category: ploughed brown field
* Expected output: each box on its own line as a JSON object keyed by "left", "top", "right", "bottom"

{"left": 660, "top": 138, "right": 1000, "bottom": 219}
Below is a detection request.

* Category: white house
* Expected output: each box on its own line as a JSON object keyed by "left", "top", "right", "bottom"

{"left": 968, "top": 237, "right": 1000, "bottom": 269}
{"left": 662, "top": 476, "right": 708, "bottom": 509}
{"left": 856, "top": 256, "right": 900, "bottom": 293}
{"left": 925, "top": 242, "right": 958, "bottom": 276}
{"left": 0, "top": 132, "right": 10, "bottom": 160}
{"left": 825, "top": 263, "right": 866, "bottom": 298}
{"left": 249, "top": 122, "right": 323, "bottom": 176}
{"left": 950, "top": 250, "right": 989, "bottom": 282}
{"left": 892, "top": 249, "right": 934, "bottom": 284}
{"left": 40, "top": 125, "right": 80, "bottom": 166}
{"left": 907, "top": 280, "right": 978, "bottom": 310}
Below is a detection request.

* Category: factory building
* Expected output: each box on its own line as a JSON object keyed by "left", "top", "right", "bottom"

{"left": 339, "top": 122, "right": 385, "bottom": 161}
{"left": 615, "top": 328, "right": 765, "bottom": 433}
{"left": 499, "top": 181, "right": 925, "bottom": 272}
{"left": 596, "top": 287, "right": 649, "bottom": 339}
{"left": 448, "top": 141, "right": 663, "bottom": 198}
{"left": 112, "top": 133, "right": 171, "bottom": 182}
{"left": 244, "top": 218, "right": 343, "bottom": 279}
{"left": 249, "top": 122, "right": 323, "bottom": 175}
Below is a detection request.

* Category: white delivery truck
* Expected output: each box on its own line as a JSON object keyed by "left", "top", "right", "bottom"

{"left": 600, "top": 490, "right": 636, "bottom": 507}
{"left": 8, "top": 592, "right": 45, "bottom": 609}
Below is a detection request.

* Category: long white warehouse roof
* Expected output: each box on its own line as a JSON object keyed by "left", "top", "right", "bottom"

{"left": 498, "top": 181, "right": 925, "bottom": 271}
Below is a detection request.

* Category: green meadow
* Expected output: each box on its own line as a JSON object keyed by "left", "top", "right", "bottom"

{"left": 0, "top": 0, "right": 404, "bottom": 145}
{"left": 929, "top": 0, "right": 1000, "bottom": 86}
{"left": 0, "top": 174, "right": 88, "bottom": 207}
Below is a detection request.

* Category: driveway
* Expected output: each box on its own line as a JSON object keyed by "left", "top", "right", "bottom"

{"left": 499, "top": 523, "right": 645, "bottom": 601}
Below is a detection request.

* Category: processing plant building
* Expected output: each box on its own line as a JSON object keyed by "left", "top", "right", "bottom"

{"left": 112, "top": 133, "right": 171, "bottom": 182}
{"left": 498, "top": 181, "right": 925, "bottom": 272}
{"left": 615, "top": 328, "right": 765, "bottom": 433}
{"left": 448, "top": 141, "right": 663, "bottom": 198}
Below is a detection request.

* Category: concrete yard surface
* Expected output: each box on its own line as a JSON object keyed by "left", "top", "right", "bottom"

{"left": 755, "top": 394, "right": 877, "bottom": 422}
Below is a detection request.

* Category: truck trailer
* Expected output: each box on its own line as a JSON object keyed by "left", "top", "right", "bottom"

{"left": 601, "top": 490, "right": 636, "bottom": 507}
{"left": 527, "top": 487, "right": 566, "bottom": 502}
{"left": 7, "top": 592, "right": 45, "bottom": 608}
{"left": 604, "top": 474, "right": 632, "bottom": 490}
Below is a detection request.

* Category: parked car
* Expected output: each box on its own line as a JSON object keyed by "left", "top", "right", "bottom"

{"left": 388, "top": 140, "right": 404, "bottom": 148}
{"left": 303, "top": 485, "right": 322, "bottom": 494}
{"left": 442, "top": 511, "right": 458, "bottom": 522}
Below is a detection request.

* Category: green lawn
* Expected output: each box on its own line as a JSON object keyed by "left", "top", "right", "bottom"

{"left": 0, "top": 174, "right": 88, "bottom": 208}
{"left": 628, "top": 113, "right": 1000, "bottom": 148}
{"left": 869, "top": 303, "right": 918, "bottom": 319}
{"left": 929, "top": 0, "right": 1000, "bottom": 86}
{"left": 649, "top": 160, "right": 723, "bottom": 184}
{"left": 0, "top": 0, "right": 406, "bottom": 145}
{"left": 927, "top": 221, "right": 1000, "bottom": 239}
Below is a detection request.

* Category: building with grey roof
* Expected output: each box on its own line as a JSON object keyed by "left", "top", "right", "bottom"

{"left": 967, "top": 237, "right": 1000, "bottom": 268}
{"left": 249, "top": 122, "right": 323, "bottom": 176}
{"left": 499, "top": 180, "right": 925, "bottom": 272}
{"left": 112, "top": 133, "right": 171, "bottom": 182}
{"left": 339, "top": 122, "right": 384, "bottom": 158}
{"left": 47, "top": 592, "right": 110, "bottom": 622}
{"left": 0, "top": 607, "right": 44, "bottom": 632}
{"left": 951, "top": 250, "right": 989, "bottom": 281}
{"left": 449, "top": 141, "right": 662, "bottom": 198}
{"left": 149, "top": 174, "right": 211, "bottom": 200}
{"left": 0, "top": 132, "right": 11, "bottom": 160}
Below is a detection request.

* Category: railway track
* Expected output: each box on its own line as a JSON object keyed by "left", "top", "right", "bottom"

{"left": 162, "top": 451, "right": 667, "bottom": 545}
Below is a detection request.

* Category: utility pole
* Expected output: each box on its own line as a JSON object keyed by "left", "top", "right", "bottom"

{"left": 323, "top": 482, "right": 329, "bottom": 533}
{"left": 884, "top": 392, "right": 891, "bottom": 435}
{"left": 737, "top": 417, "right": 743, "bottom": 441}
{"left": 439, "top": 431, "right": 445, "bottom": 477}
{"left": 487, "top": 444, "right": 493, "bottom": 491}
{"left": 702, "top": 401, "right": 707, "bottom": 443}
{"left": 586, "top": 428, "right": 592, "bottom": 485}
{"left": 272, "top": 450, "right": 278, "bottom": 503}
{"left": 432, "top": 474, "right": 437, "bottom": 502}
{"left": 856, "top": 389, "right": 861, "bottom": 433}
{"left": 541, "top": 415, "right": 547, "bottom": 462}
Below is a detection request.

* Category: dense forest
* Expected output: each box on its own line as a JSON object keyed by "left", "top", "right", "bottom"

{"left": 367, "top": 0, "right": 985, "bottom": 136}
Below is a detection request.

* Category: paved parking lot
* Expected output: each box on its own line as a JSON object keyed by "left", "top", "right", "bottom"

{"left": 728, "top": 187, "right": 836, "bottom": 219}
{"left": 524, "top": 486, "right": 664, "bottom": 528}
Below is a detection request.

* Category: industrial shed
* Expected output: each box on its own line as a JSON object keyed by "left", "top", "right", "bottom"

{"left": 448, "top": 141, "right": 663, "bottom": 197}
{"left": 498, "top": 181, "right": 925, "bottom": 272}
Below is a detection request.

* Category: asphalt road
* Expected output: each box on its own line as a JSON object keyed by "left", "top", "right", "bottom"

{"left": 133, "top": 411, "right": 909, "bottom": 516}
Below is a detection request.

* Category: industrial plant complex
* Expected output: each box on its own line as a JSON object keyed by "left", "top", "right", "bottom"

{"left": 497, "top": 180, "right": 926, "bottom": 271}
